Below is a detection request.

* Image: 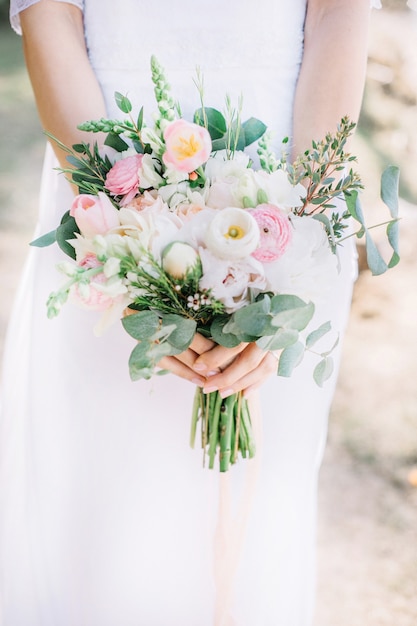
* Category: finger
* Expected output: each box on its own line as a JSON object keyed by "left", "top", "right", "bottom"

{"left": 158, "top": 355, "right": 206, "bottom": 386}
{"left": 190, "top": 333, "right": 215, "bottom": 355}
{"left": 193, "top": 342, "right": 248, "bottom": 374}
{"left": 203, "top": 349, "right": 276, "bottom": 396}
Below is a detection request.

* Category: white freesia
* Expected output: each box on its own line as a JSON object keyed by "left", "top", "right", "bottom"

{"left": 162, "top": 242, "right": 200, "bottom": 279}
{"left": 204, "top": 207, "right": 260, "bottom": 259}
{"left": 199, "top": 248, "right": 266, "bottom": 312}
{"left": 138, "top": 154, "right": 164, "bottom": 189}
{"left": 140, "top": 127, "right": 164, "bottom": 153}
{"left": 264, "top": 215, "right": 339, "bottom": 300}
{"left": 103, "top": 257, "right": 121, "bottom": 278}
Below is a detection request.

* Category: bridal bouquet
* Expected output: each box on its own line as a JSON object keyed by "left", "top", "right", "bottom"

{"left": 33, "top": 57, "right": 399, "bottom": 471}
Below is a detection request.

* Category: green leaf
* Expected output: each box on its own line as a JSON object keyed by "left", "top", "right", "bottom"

{"left": 56, "top": 212, "right": 79, "bottom": 259}
{"left": 381, "top": 165, "right": 400, "bottom": 218}
{"left": 344, "top": 190, "right": 365, "bottom": 227}
{"left": 271, "top": 306, "right": 314, "bottom": 331}
{"left": 104, "top": 132, "right": 129, "bottom": 152}
{"left": 241, "top": 117, "right": 267, "bottom": 146}
{"left": 232, "top": 298, "right": 271, "bottom": 336}
{"left": 210, "top": 316, "right": 241, "bottom": 348}
{"left": 160, "top": 313, "right": 196, "bottom": 351}
{"left": 194, "top": 107, "right": 227, "bottom": 140}
{"left": 313, "top": 357, "right": 334, "bottom": 387}
{"left": 306, "top": 321, "right": 332, "bottom": 350}
{"left": 121, "top": 310, "right": 160, "bottom": 341}
{"left": 364, "top": 229, "right": 388, "bottom": 276}
{"left": 115, "top": 91, "right": 132, "bottom": 114}
{"left": 277, "top": 341, "right": 305, "bottom": 377}
{"left": 256, "top": 329, "right": 299, "bottom": 351}
{"left": 387, "top": 220, "right": 400, "bottom": 269}
{"left": 137, "top": 106, "right": 144, "bottom": 131}
{"left": 128, "top": 342, "right": 155, "bottom": 381}
{"left": 30, "top": 229, "right": 57, "bottom": 248}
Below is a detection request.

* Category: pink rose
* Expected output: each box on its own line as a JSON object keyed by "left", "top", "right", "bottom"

{"left": 162, "top": 119, "right": 211, "bottom": 173}
{"left": 70, "top": 192, "right": 120, "bottom": 238}
{"left": 105, "top": 154, "right": 143, "bottom": 205}
{"left": 249, "top": 203, "right": 293, "bottom": 263}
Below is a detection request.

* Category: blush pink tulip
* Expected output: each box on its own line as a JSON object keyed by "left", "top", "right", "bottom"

{"left": 163, "top": 119, "right": 211, "bottom": 173}
{"left": 249, "top": 203, "right": 293, "bottom": 263}
{"left": 105, "top": 154, "right": 143, "bottom": 205}
{"left": 70, "top": 192, "right": 120, "bottom": 238}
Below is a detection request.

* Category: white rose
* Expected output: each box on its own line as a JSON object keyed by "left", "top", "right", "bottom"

{"left": 204, "top": 207, "right": 260, "bottom": 259}
{"left": 162, "top": 242, "right": 200, "bottom": 279}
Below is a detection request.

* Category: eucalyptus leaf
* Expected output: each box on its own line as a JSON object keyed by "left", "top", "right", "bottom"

{"left": 128, "top": 342, "right": 155, "bottom": 381}
{"left": 306, "top": 321, "right": 332, "bottom": 350}
{"left": 344, "top": 190, "right": 365, "bottom": 226}
{"left": 387, "top": 220, "right": 400, "bottom": 269}
{"left": 365, "top": 230, "right": 388, "bottom": 276}
{"left": 271, "top": 301, "right": 315, "bottom": 331}
{"left": 122, "top": 310, "right": 160, "bottom": 341}
{"left": 381, "top": 165, "right": 400, "bottom": 218}
{"left": 210, "top": 316, "right": 241, "bottom": 348}
{"left": 160, "top": 313, "right": 196, "bottom": 350}
{"left": 313, "top": 356, "right": 334, "bottom": 387}
{"left": 232, "top": 299, "right": 271, "bottom": 336}
{"left": 277, "top": 341, "right": 305, "bottom": 377}
{"left": 256, "top": 328, "right": 299, "bottom": 351}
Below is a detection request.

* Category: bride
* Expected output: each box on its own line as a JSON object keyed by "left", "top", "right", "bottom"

{"left": 1, "top": 1, "right": 373, "bottom": 624}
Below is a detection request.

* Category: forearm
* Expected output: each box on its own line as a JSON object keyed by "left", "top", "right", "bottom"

{"left": 292, "top": 0, "right": 371, "bottom": 156}
{"left": 20, "top": 1, "right": 106, "bottom": 168}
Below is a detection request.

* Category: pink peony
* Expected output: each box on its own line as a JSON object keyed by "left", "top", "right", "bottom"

{"left": 70, "top": 192, "right": 121, "bottom": 239}
{"left": 105, "top": 154, "right": 143, "bottom": 205}
{"left": 162, "top": 119, "right": 211, "bottom": 173}
{"left": 249, "top": 203, "right": 293, "bottom": 263}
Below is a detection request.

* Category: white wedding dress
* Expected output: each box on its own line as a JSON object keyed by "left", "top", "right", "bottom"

{"left": 2, "top": 2, "right": 359, "bottom": 625}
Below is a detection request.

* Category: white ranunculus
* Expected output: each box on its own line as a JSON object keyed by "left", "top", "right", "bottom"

{"left": 205, "top": 150, "right": 251, "bottom": 181}
{"left": 254, "top": 169, "right": 305, "bottom": 211}
{"left": 162, "top": 242, "right": 200, "bottom": 279}
{"left": 199, "top": 248, "right": 266, "bottom": 313}
{"left": 204, "top": 207, "right": 260, "bottom": 259}
{"left": 264, "top": 215, "right": 339, "bottom": 300}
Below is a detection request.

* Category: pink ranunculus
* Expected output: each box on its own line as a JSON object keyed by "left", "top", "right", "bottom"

{"left": 162, "top": 119, "right": 212, "bottom": 173}
{"left": 249, "top": 203, "right": 293, "bottom": 263}
{"left": 70, "top": 192, "right": 121, "bottom": 239}
{"left": 104, "top": 154, "right": 143, "bottom": 205}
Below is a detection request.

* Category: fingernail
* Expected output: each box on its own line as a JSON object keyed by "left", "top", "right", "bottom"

{"left": 219, "top": 388, "right": 234, "bottom": 399}
{"left": 194, "top": 363, "right": 206, "bottom": 372}
{"left": 192, "top": 377, "right": 205, "bottom": 387}
{"left": 203, "top": 385, "right": 218, "bottom": 394}
{"left": 207, "top": 370, "right": 220, "bottom": 377}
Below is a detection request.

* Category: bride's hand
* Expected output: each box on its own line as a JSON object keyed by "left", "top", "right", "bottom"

{"left": 157, "top": 333, "right": 216, "bottom": 386}
{"left": 192, "top": 343, "right": 279, "bottom": 398}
